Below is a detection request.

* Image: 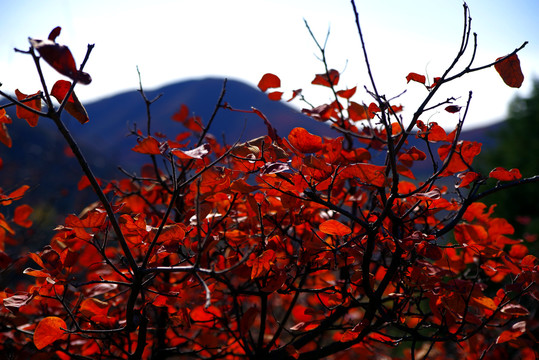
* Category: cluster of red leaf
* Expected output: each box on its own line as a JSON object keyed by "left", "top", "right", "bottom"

{"left": 0, "top": 11, "right": 537, "bottom": 360}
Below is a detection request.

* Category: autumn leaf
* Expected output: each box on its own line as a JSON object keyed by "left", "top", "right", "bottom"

{"left": 267, "top": 91, "right": 283, "bottom": 101}
{"left": 33, "top": 316, "right": 67, "bottom": 350}
{"left": 340, "top": 163, "right": 386, "bottom": 187}
{"left": 336, "top": 87, "right": 356, "bottom": 99}
{"left": 2, "top": 292, "right": 34, "bottom": 313}
{"left": 247, "top": 249, "right": 275, "bottom": 279}
{"left": 288, "top": 127, "right": 323, "bottom": 153}
{"left": 319, "top": 220, "right": 351, "bottom": 236}
{"left": 494, "top": 54, "right": 524, "bottom": 88}
{"left": 29, "top": 27, "right": 91, "bottom": 85}
{"left": 406, "top": 72, "right": 426, "bottom": 84}
{"left": 496, "top": 321, "right": 526, "bottom": 344}
{"left": 172, "top": 104, "right": 189, "bottom": 122}
{"left": 258, "top": 73, "right": 281, "bottom": 92}
{"left": 445, "top": 105, "right": 461, "bottom": 113}
{"left": 456, "top": 171, "right": 480, "bottom": 188}
{"left": 15, "top": 89, "right": 41, "bottom": 127}
{"left": 14, "top": 204, "right": 33, "bottom": 228}
{"left": 287, "top": 89, "right": 302, "bottom": 102}
{"left": 489, "top": 167, "right": 522, "bottom": 181}
{"left": 312, "top": 69, "right": 340, "bottom": 87}
{"left": 0, "top": 123, "right": 11, "bottom": 147}
{"left": 172, "top": 143, "right": 211, "bottom": 160}
{"left": 51, "top": 80, "right": 89, "bottom": 124}
{"left": 132, "top": 136, "right": 161, "bottom": 155}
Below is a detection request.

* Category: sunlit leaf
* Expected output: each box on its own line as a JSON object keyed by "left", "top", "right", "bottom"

{"left": 288, "top": 127, "right": 323, "bottom": 153}
{"left": 267, "top": 91, "right": 283, "bottom": 101}
{"left": 258, "top": 73, "right": 281, "bottom": 92}
{"left": 489, "top": 167, "right": 522, "bottom": 181}
{"left": 406, "top": 72, "right": 426, "bottom": 84}
{"left": 340, "top": 163, "right": 386, "bottom": 187}
{"left": 336, "top": 87, "right": 356, "bottom": 99}
{"left": 312, "top": 69, "right": 340, "bottom": 87}
{"left": 51, "top": 80, "right": 89, "bottom": 124}
{"left": 33, "top": 316, "right": 66, "bottom": 350}
{"left": 132, "top": 136, "right": 161, "bottom": 155}
{"left": 15, "top": 89, "right": 41, "bottom": 127}
{"left": 319, "top": 220, "right": 351, "bottom": 236}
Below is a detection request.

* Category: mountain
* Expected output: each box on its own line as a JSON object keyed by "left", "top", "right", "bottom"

{"left": 69, "top": 78, "right": 336, "bottom": 173}
{"left": 0, "top": 77, "right": 507, "bottom": 245}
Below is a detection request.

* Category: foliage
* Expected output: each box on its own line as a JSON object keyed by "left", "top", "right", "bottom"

{"left": 0, "top": 3, "right": 537, "bottom": 360}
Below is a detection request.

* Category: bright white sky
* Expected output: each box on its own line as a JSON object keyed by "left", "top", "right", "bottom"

{"left": 1, "top": 0, "right": 538, "bottom": 129}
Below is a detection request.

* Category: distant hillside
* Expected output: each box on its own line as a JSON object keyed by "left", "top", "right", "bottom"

{"left": 0, "top": 77, "right": 507, "bottom": 245}
{"left": 70, "top": 78, "right": 337, "bottom": 172}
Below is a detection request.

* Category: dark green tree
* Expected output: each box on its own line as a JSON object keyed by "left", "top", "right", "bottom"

{"left": 481, "top": 79, "right": 539, "bottom": 241}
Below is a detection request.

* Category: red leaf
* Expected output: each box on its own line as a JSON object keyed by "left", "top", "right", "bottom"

{"left": 132, "top": 137, "right": 161, "bottom": 155}
{"left": 34, "top": 316, "right": 67, "bottom": 350}
{"left": 287, "top": 89, "right": 302, "bottom": 102}
{"left": 258, "top": 73, "right": 281, "bottom": 92}
{"left": 406, "top": 72, "right": 426, "bottom": 84}
{"left": 172, "top": 104, "right": 189, "bottom": 122}
{"left": 51, "top": 80, "right": 89, "bottom": 124}
{"left": 302, "top": 104, "right": 333, "bottom": 122}
{"left": 336, "top": 87, "right": 357, "bottom": 99}
{"left": 489, "top": 167, "right": 522, "bottom": 181}
{"left": 445, "top": 105, "right": 461, "bottom": 113}
{"left": 319, "top": 220, "right": 351, "bottom": 236}
{"left": 268, "top": 91, "right": 283, "bottom": 101}
{"left": 247, "top": 249, "right": 275, "bottom": 279}
{"left": 15, "top": 89, "right": 41, "bottom": 127}
{"left": 348, "top": 101, "right": 369, "bottom": 121}
{"left": 456, "top": 171, "right": 480, "bottom": 188}
{"left": 190, "top": 305, "right": 222, "bottom": 322}
{"left": 495, "top": 54, "right": 524, "bottom": 88}
{"left": 340, "top": 163, "right": 386, "bottom": 187}
{"left": 252, "top": 107, "right": 279, "bottom": 141}
{"left": 312, "top": 69, "right": 340, "bottom": 87}
{"left": 288, "top": 127, "right": 323, "bottom": 153}
{"left": 29, "top": 28, "right": 91, "bottom": 85}
{"left": 0, "top": 122, "right": 11, "bottom": 147}
{"left": 0, "top": 108, "right": 11, "bottom": 124}
{"left": 496, "top": 321, "right": 527, "bottom": 344}
{"left": 80, "top": 298, "right": 109, "bottom": 317}
{"left": 14, "top": 204, "right": 33, "bottom": 228}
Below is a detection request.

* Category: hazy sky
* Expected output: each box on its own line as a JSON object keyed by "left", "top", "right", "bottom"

{"left": 1, "top": 0, "right": 538, "bottom": 129}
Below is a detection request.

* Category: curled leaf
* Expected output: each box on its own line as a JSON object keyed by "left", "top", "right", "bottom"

{"left": 29, "top": 27, "right": 91, "bottom": 85}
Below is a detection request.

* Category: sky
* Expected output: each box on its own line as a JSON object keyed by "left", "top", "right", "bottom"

{"left": 1, "top": 0, "right": 538, "bottom": 130}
